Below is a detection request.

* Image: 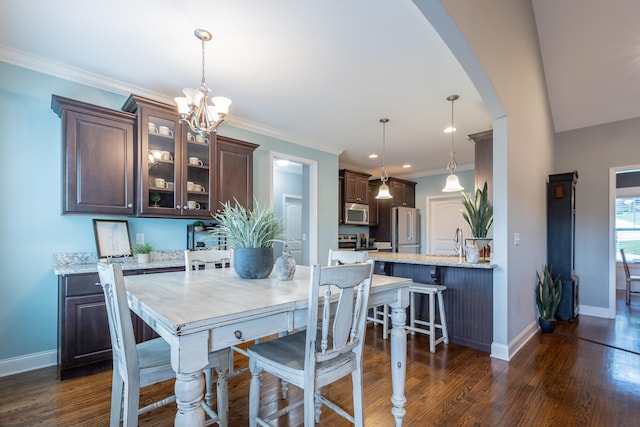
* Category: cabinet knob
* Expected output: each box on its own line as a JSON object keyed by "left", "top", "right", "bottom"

{"left": 234, "top": 330, "right": 243, "bottom": 339}
{"left": 176, "top": 205, "right": 181, "bottom": 209}
{"left": 127, "top": 203, "right": 133, "bottom": 208}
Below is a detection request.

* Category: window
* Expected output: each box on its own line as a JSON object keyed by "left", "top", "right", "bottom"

{"left": 616, "top": 197, "right": 640, "bottom": 262}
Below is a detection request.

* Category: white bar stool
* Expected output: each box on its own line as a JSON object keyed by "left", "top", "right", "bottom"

{"left": 406, "top": 284, "right": 449, "bottom": 353}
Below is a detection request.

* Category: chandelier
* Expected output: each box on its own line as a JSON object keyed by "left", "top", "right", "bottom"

{"left": 175, "top": 29, "right": 231, "bottom": 137}
{"left": 442, "top": 94, "right": 464, "bottom": 192}
{"left": 376, "top": 118, "right": 393, "bottom": 199}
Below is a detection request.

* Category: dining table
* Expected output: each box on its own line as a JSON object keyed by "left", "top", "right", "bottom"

{"left": 123, "top": 264, "right": 411, "bottom": 426}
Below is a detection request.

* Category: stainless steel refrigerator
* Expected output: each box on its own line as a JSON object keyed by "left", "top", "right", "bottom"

{"left": 392, "top": 206, "right": 420, "bottom": 253}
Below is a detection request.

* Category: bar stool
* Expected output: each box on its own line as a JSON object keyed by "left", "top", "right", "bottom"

{"left": 406, "top": 284, "right": 449, "bottom": 353}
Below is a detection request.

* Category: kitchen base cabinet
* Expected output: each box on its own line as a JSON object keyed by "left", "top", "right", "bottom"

{"left": 57, "top": 267, "right": 183, "bottom": 380}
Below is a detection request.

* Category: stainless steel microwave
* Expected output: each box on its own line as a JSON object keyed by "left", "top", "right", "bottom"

{"left": 344, "top": 203, "right": 369, "bottom": 225}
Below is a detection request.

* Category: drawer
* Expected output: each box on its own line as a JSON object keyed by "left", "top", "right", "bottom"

{"left": 210, "top": 312, "right": 291, "bottom": 350}
{"left": 62, "top": 273, "right": 101, "bottom": 297}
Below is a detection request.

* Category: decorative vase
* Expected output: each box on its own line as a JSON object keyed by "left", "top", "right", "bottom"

{"left": 234, "top": 247, "right": 274, "bottom": 279}
{"left": 275, "top": 247, "right": 296, "bottom": 281}
{"left": 538, "top": 317, "right": 556, "bottom": 333}
{"left": 465, "top": 244, "right": 480, "bottom": 263}
{"left": 137, "top": 253, "right": 150, "bottom": 264}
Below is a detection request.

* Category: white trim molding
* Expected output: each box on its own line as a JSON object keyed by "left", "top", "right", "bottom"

{"left": 0, "top": 350, "right": 57, "bottom": 378}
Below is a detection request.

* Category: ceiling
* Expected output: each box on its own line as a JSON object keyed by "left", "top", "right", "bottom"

{"left": 1, "top": 1, "right": 638, "bottom": 179}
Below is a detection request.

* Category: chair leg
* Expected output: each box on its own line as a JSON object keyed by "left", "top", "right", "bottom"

{"left": 351, "top": 368, "right": 365, "bottom": 427}
{"left": 429, "top": 291, "right": 436, "bottom": 353}
{"left": 383, "top": 304, "right": 389, "bottom": 339}
{"left": 627, "top": 278, "right": 631, "bottom": 305}
{"left": 248, "top": 358, "right": 262, "bottom": 427}
{"left": 216, "top": 367, "right": 229, "bottom": 427}
{"left": 409, "top": 291, "right": 416, "bottom": 336}
{"left": 437, "top": 291, "right": 449, "bottom": 344}
{"left": 204, "top": 368, "right": 214, "bottom": 407}
{"left": 304, "top": 380, "right": 315, "bottom": 427}
{"left": 110, "top": 371, "right": 124, "bottom": 427}
{"left": 122, "top": 377, "right": 140, "bottom": 427}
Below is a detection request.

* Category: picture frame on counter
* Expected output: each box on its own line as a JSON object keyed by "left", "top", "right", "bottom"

{"left": 92, "top": 219, "right": 132, "bottom": 259}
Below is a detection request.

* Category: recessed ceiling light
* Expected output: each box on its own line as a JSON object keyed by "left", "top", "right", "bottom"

{"left": 402, "top": 164, "right": 411, "bottom": 168}
{"left": 369, "top": 153, "right": 378, "bottom": 159}
{"left": 444, "top": 126, "right": 456, "bottom": 133}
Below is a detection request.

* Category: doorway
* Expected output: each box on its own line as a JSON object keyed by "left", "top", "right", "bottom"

{"left": 426, "top": 193, "right": 472, "bottom": 255}
{"left": 271, "top": 153, "right": 318, "bottom": 265}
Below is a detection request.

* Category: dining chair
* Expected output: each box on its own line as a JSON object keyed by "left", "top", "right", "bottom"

{"left": 185, "top": 248, "right": 233, "bottom": 271}
{"left": 248, "top": 261, "right": 374, "bottom": 427}
{"left": 97, "top": 262, "right": 230, "bottom": 427}
{"left": 620, "top": 249, "right": 640, "bottom": 305}
{"left": 328, "top": 249, "right": 388, "bottom": 339}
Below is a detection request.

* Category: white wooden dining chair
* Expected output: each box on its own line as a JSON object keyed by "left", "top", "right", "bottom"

{"left": 328, "top": 249, "right": 388, "bottom": 339}
{"left": 185, "top": 248, "right": 233, "bottom": 271}
{"left": 97, "top": 262, "right": 230, "bottom": 427}
{"left": 248, "top": 261, "right": 374, "bottom": 427}
{"left": 620, "top": 249, "right": 640, "bottom": 305}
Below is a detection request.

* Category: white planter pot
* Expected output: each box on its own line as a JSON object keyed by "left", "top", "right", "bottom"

{"left": 137, "top": 253, "right": 150, "bottom": 264}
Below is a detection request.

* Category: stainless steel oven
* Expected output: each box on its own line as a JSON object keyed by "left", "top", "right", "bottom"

{"left": 344, "top": 203, "right": 369, "bottom": 225}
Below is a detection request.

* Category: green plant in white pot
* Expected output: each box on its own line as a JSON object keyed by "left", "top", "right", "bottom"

{"left": 212, "top": 198, "right": 283, "bottom": 279}
{"left": 132, "top": 243, "right": 153, "bottom": 264}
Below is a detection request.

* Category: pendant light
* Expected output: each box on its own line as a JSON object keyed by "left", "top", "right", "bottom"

{"left": 175, "top": 29, "right": 231, "bottom": 137}
{"left": 442, "top": 94, "right": 464, "bottom": 192}
{"left": 376, "top": 118, "right": 393, "bottom": 199}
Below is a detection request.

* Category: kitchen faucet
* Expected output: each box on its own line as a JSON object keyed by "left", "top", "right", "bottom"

{"left": 454, "top": 228, "right": 463, "bottom": 262}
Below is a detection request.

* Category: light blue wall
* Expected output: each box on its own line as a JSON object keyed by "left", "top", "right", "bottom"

{"left": 413, "top": 170, "right": 475, "bottom": 253}
{"left": 0, "top": 61, "right": 338, "bottom": 361}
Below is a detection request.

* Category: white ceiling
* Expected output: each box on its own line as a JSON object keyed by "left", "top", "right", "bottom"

{"left": 1, "top": 1, "right": 637, "bottom": 178}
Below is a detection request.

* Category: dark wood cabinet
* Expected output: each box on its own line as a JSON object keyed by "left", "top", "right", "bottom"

{"left": 341, "top": 169, "right": 370, "bottom": 204}
{"left": 368, "top": 181, "right": 379, "bottom": 226}
{"left": 123, "top": 95, "right": 216, "bottom": 219}
{"left": 339, "top": 175, "right": 344, "bottom": 224}
{"left": 547, "top": 171, "right": 579, "bottom": 322}
{"left": 52, "top": 95, "right": 136, "bottom": 215}
{"left": 57, "top": 266, "right": 184, "bottom": 379}
{"left": 370, "top": 177, "right": 416, "bottom": 243}
{"left": 468, "top": 129, "right": 493, "bottom": 204}
{"left": 390, "top": 178, "right": 416, "bottom": 208}
{"left": 214, "top": 135, "right": 258, "bottom": 212}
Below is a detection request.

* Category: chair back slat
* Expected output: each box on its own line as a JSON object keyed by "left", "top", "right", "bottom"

{"left": 97, "top": 263, "right": 139, "bottom": 378}
{"left": 185, "top": 249, "right": 232, "bottom": 271}
{"left": 621, "top": 249, "right": 632, "bottom": 279}
{"left": 327, "top": 249, "right": 368, "bottom": 266}
{"left": 307, "top": 261, "right": 373, "bottom": 365}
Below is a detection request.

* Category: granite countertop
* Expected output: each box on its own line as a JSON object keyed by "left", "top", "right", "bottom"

{"left": 53, "top": 251, "right": 186, "bottom": 275}
{"left": 368, "top": 252, "right": 495, "bottom": 269}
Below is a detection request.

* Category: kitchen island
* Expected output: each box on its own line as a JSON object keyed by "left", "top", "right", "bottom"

{"left": 368, "top": 252, "right": 494, "bottom": 352}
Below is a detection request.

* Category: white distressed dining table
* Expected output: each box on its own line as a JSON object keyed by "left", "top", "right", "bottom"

{"left": 123, "top": 265, "right": 411, "bottom": 426}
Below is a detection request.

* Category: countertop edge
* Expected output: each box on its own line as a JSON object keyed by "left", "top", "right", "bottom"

{"left": 368, "top": 253, "right": 495, "bottom": 269}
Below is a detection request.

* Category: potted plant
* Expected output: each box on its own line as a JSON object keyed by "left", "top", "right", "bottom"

{"left": 193, "top": 221, "right": 206, "bottom": 232}
{"left": 212, "top": 198, "right": 283, "bottom": 279}
{"left": 461, "top": 181, "right": 493, "bottom": 259}
{"left": 132, "top": 243, "right": 153, "bottom": 264}
{"left": 535, "top": 264, "right": 562, "bottom": 332}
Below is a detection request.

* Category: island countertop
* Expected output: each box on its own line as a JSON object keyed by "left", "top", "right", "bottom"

{"left": 368, "top": 252, "right": 495, "bottom": 269}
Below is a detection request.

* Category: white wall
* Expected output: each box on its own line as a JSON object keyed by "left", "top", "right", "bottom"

{"left": 416, "top": 0, "right": 555, "bottom": 359}
{"left": 555, "top": 116, "right": 640, "bottom": 309}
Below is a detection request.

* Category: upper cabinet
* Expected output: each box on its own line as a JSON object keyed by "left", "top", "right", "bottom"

{"left": 390, "top": 178, "right": 416, "bottom": 208}
{"left": 214, "top": 135, "right": 258, "bottom": 212}
{"left": 468, "top": 129, "right": 493, "bottom": 205}
{"left": 52, "top": 95, "right": 136, "bottom": 215}
{"left": 340, "top": 169, "right": 371, "bottom": 204}
{"left": 53, "top": 94, "right": 258, "bottom": 218}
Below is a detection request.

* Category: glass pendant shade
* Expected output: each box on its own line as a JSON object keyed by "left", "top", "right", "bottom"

{"left": 442, "top": 173, "right": 464, "bottom": 192}
{"left": 376, "top": 182, "right": 392, "bottom": 199}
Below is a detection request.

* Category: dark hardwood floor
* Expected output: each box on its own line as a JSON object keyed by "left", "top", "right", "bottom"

{"left": 2, "top": 291, "right": 640, "bottom": 426}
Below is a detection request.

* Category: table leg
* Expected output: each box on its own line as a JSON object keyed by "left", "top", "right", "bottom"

{"left": 174, "top": 371, "right": 205, "bottom": 426}
{"left": 389, "top": 303, "right": 407, "bottom": 426}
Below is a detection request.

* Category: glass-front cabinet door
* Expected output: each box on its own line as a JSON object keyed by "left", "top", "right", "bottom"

{"left": 144, "top": 113, "right": 180, "bottom": 215}
{"left": 183, "top": 130, "right": 213, "bottom": 216}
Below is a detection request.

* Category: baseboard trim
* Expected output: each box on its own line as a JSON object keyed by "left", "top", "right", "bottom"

{"left": 580, "top": 304, "right": 612, "bottom": 319}
{"left": 491, "top": 320, "right": 539, "bottom": 362}
{"left": 0, "top": 350, "right": 57, "bottom": 378}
